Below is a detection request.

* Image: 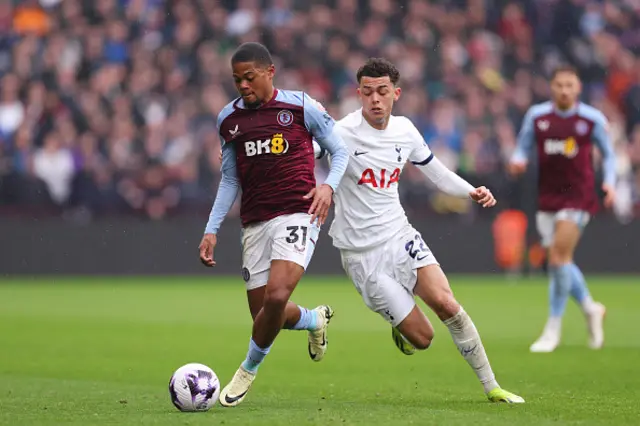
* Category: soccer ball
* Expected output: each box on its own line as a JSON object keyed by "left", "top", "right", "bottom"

{"left": 169, "top": 363, "right": 220, "bottom": 412}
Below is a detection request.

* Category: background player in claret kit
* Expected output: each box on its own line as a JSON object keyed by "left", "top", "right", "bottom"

{"left": 509, "top": 66, "right": 614, "bottom": 353}
{"left": 319, "top": 58, "right": 524, "bottom": 404}
{"left": 199, "top": 42, "right": 349, "bottom": 407}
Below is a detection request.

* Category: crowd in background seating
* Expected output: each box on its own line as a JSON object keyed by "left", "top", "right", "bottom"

{"left": 0, "top": 0, "right": 638, "bottom": 223}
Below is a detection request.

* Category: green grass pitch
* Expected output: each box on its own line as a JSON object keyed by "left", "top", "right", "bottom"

{"left": 1, "top": 276, "right": 639, "bottom": 425}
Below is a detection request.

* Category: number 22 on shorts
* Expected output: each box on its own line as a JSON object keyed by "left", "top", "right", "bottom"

{"left": 405, "top": 234, "right": 429, "bottom": 261}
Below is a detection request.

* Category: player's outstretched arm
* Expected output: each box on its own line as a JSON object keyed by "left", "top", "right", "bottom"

{"left": 200, "top": 144, "right": 240, "bottom": 267}
{"left": 406, "top": 119, "right": 496, "bottom": 207}
{"left": 591, "top": 110, "right": 617, "bottom": 208}
{"left": 302, "top": 94, "right": 349, "bottom": 224}
{"left": 414, "top": 155, "right": 496, "bottom": 208}
{"left": 508, "top": 107, "right": 536, "bottom": 176}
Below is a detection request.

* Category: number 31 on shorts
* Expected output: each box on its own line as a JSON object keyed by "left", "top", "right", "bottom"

{"left": 286, "top": 225, "right": 308, "bottom": 245}
{"left": 405, "top": 234, "right": 429, "bottom": 261}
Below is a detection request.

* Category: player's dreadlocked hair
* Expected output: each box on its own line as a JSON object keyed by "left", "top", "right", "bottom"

{"left": 231, "top": 42, "right": 273, "bottom": 67}
{"left": 356, "top": 58, "right": 400, "bottom": 85}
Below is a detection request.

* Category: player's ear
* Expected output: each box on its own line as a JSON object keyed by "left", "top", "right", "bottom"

{"left": 394, "top": 87, "right": 401, "bottom": 101}
{"left": 266, "top": 64, "right": 275, "bottom": 79}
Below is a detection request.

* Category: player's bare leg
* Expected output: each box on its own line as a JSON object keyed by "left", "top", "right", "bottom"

{"left": 247, "top": 287, "right": 311, "bottom": 328}
{"left": 251, "top": 260, "right": 307, "bottom": 344}
{"left": 219, "top": 260, "right": 301, "bottom": 407}
{"left": 220, "top": 260, "right": 333, "bottom": 407}
{"left": 247, "top": 286, "right": 333, "bottom": 357}
{"left": 534, "top": 220, "right": 605, "bottom": 352}
{"left": 393, "top": 306, "right": 434, "bottom": 355}
{"left": 414, "top": 264, "right": 524, "bottom": 403}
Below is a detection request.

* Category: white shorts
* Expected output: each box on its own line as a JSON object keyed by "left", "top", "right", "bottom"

{"left": 536, "top": 209, "right": 590, "bottom": 247}
{"left": 241, "top": 213, "right": 320, "bottom": 290}
{"left": 339, "top": 225, "right": 439, "bottom": 327}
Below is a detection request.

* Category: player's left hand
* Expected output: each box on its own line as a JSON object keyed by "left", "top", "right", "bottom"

{"left": 218, "top": 149, "right": 223, "bottom": 163}
{"left": 304, "top": 184, "right": 334, "bottom": 225}
{"left": 508, "top": 161, "right": 527, "bottom": 177}
{"left": 602, "top": 183, "right": 616, "bottom": 209}
{"left": 470, "top": 186, "right": 497, "bottom": 208}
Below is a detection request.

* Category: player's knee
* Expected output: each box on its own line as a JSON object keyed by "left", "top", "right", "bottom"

{"left": 548, "top": 246, "right": 572, "bottom": 266}
{"left": 263, "top": 287, "right": 291, "bottom": 312}
{"left": 430, "top": 292, "right": 460, "bottom": 321}
{"left": 413, "top": 329, "right": 434, "bottom": 350}
{"left": 400, "top": 318, "right": 434, "bottom": 350}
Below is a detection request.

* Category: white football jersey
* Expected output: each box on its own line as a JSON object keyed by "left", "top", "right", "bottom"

{"left": 328, "top": 109, "right": 433, "bottom": 251}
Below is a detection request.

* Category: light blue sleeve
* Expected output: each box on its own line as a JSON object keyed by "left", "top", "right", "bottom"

{"left": 590, "top": 112, "right": 616, "bottom": 187}
{"left": 204, "top": 144, "right": 240, "bottom": 234}
{"left": 216, "top": 101, "right": 236, "bottom": 147}
{"left": 302, "top": 93, "right": 334, "bottom": 139}
{"left": 511, "top": 108, "right": 536, "bottom": 163}
{"left": 312, "top": 139, "right": 326, "bottom": 159}
{"left": 303, "top": 94, "right": 348, "bottom": 191}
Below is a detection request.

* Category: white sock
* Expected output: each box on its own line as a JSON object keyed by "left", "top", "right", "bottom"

{"left": 580, "top": 296, "right": 597, "bottom": 314}
{"left": 444, "top": 307, "right": 499, "bottom": 394}
{"left": 543, "top": 316, "right": 562, "bottom": 336}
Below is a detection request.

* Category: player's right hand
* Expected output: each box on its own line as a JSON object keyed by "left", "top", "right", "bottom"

{"left": 218, "top": 149, "right": 223, "bottom": 163}
{"left": 470, "top": 186, "right": 497, "bottom": 208}
{"left": 304, "top": 184, "right": 334, "bottom": 225}
{"left": 508, "top": 161, "right": 527, "bottom": 176}
{"left": 602, "top": 183, "right": 616, "bottom": 209}
{"left": 199, "top": 233, "right": 217, "bottom": 267}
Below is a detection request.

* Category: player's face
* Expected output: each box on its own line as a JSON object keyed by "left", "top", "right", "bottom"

{"left": 550, "top": 72, "right": 581, "bottom": 110}
{"left": 232, "top": 61, "right": 275, "bottom": 108}
{"left": 357, "top": 76, "right": 401, "bottom": 126}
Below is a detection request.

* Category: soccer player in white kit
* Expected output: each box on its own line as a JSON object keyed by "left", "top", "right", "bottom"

{"left": 324, "top": 58, "right": 524, "bottom": 403}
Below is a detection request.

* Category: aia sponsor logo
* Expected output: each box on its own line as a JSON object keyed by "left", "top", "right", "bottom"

{"left": 358, "top": 168, "right": 401, "bottom": 188}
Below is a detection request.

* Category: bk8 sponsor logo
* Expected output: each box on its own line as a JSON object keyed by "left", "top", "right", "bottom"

{"left": 543, "top": 137, "right": 578, "bottom": 158}
{"left": 244, "top": 133, "right": 289, "bottom": 156}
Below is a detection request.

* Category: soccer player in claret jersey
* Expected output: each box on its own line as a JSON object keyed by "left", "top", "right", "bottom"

{"left": 509, "top": 66, "right": 614, "bottom": 353}
{"left": 199, "top": 42, "right": 349, "bottom": 407}
{"left": 317, "top": 58, "right": 524, "bottom": 403}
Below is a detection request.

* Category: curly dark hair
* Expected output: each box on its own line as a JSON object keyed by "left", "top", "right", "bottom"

{"left": 356, "top": 58, "right": 400, "bottom": 85}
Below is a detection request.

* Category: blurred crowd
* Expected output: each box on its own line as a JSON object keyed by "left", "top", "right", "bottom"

{"left": 0, "top": 0, "right": 639, "bottom": 222}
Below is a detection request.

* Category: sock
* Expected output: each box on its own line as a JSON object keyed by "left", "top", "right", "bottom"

{"left": 240, "top": 338, "right": 271, "bottom": 374}
{"left": 290, "top": 306, "right": 319, "bottom": 331}
{"left": 541, "top": 316, "right": 562, "bottom": 338}
{"left": 568, "top": 263, "right": 595, "bottom": 312}
{"left": 549, "top": 263, "right": 572, "bottom": 317}
{"left": 444, "top": 307, "right": 499, "bottom": 394}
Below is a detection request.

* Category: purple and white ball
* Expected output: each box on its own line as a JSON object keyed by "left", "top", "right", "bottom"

{"left": 169, "top": 363, "right": 220, "bottom": 412}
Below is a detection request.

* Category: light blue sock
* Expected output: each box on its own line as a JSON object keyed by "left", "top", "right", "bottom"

{"left": 568, "top": 263, "right": 590, "bottom": 304}
{"left": 290, "top": 306, "right": 319, "bottom": 331}
{"left": 549, "top": 263, "right": 572, "bottom": 317}
{"left": 241, "top": 339, "right": 271, "bottom": 374}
